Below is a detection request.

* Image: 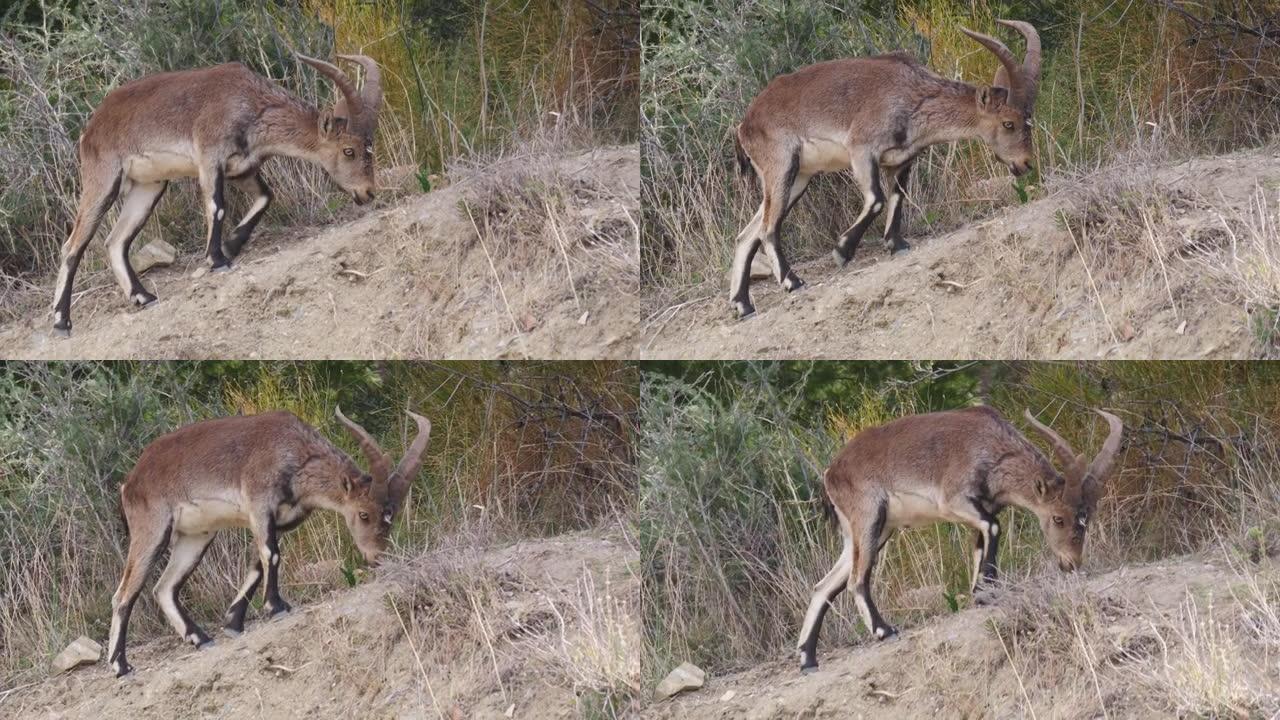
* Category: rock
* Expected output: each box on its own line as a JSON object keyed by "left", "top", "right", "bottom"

{"left": 191, "top": 266, "right": 209, "bottom": 279}
{"left": 1120, "top": 322, "right": 1137, "bottom": 342}
{"left": 51, "top": 636, "right": 101, "bottom": 673}
{"left": 655, "top": 662, "right": 705, "bottom": 700}
{"left": 132, "top": 239, "right": 177, "bottom": 275}
{"left": 721, "top": 690, "right": 737, "bottom": 702}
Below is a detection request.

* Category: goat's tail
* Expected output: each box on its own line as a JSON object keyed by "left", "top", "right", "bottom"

{"left": 733, "top": 127, "right": 755, "bottom": 181}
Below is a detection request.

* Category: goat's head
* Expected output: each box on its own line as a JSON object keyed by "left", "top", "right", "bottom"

{"left": 297, "top": 54, "right": 383, "bottom": 205}
{"left": 1023, "top": 409, "right": 1124, "bottom": 571}
{"left": 333, "top": 407, "right": 431, "bottom": 565}
{"left": 960, "top": 20, "right": 1041, "bottom": 177}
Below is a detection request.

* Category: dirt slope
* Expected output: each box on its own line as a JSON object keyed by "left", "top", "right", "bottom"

{"left": 646, "top": 552, "right": 1280, "bottom": 719}
{"left": 644, "top": 148, "right": 1280, "bottom": 359}
{"left": 3, "top": 530, "right": 638, "bottom": 720}
{"left": 0, "top": 145, "right": 639, "bottom": 360}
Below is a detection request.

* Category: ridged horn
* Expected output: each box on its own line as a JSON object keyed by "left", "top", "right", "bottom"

{"left": 1083, "top": 410, "right": 1124, "bottom": 504}
{"left": 335, "top": 406, "right": 392, "bottom": 483}
{"left": 387, "top": 411, "right": 431, "bottom": 514}
{"left": 337, "top": 54, "right": 382, "bottom": 132}
{"left": 297, "top": 54, "right": 363, "bottom": 123}
{"left": 1023, "top": 408, "right": 1085, "bottom": 474}
{"left": 995, "top": 19, "right": 1041, "bottom": 109}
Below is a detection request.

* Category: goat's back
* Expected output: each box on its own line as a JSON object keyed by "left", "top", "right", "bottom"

{"left": 741, "top": 53, "right": 938, "bottom": 140}
{"left": 121, "top": 411, "right": 314, "bottom": 504}
{"left": 80, "top": 62, "right": 284, "bottom": 161}
{"left": 824, "top": 406, "right": 1014, "bottom": 497}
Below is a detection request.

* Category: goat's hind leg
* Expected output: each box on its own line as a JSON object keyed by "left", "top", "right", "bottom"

{"left": 198, "top": 164, "right": 232, "bottom": 271}
{"left": 853, "top": 498, "right": 897, "bottom": 640}
{"left": 107, "top": 514, "right": 171, "bottom": 676}
{"left": 832, "top": 152, "right": 885, "bottom": 266}
{"left": 796, "top": 505, "right": 854, "bottom": 673}
{"left": 52, "top": 163, "right": 122, "bottom": 336}
{"left": 759, "top": 172, "right": 810, "bottom": 293}
{"left": 153, "top": 531, "right": 217, "bottom": 649}
{"left": 104, "top": 180, "right": 168, "bottom": 309}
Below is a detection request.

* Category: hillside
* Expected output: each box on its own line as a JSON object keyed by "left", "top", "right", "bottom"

{"left": 2, "top": 530, "right": 638, "bottom": 719}
{"left": 642, "top": 148, "right": 1280, "bottom": 360}
{"left": 645, "top": 550, "right": 1280, "bottom": 718}
{"left": 0, "top": 145, "right": 639, "bottom": 360}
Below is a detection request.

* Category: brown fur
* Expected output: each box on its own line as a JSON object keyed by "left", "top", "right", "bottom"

{"left": 795, "top": 405, "right": 1122, "bottom": 672}
{"left": 727, "top": 21, "right": 1042, "bottom": 319}
{"left": 51, "top": 55, "right": 383, "bottom": 336}
{"left": 106, "top": 408, "right": 429, "bottom": 677}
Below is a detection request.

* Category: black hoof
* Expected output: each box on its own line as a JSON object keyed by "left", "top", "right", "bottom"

{"left": 112, "top": 659, "right": 132, "bottom": 677}
{"left": 266, "top": 601, "right": 292, "bottom": 618}
{"left": 132, "top": 290, "right": 157, "bottom": 307}
{"left": 53, "top": 324, "right": 71, "bottom": 339}
{"left": 783, "top": 275, "right": 805, "bottom": 293}
{"left": 211, "top": 261, "right": 234, "bottom": 274}
{"left": 874, "top": 625, "right": 898, "bottom": 640}
{"left": 195, "top": 638, "right": 215, "bottom": 650}
{"left": 800, "top": 663, "right": 819, "bottom": 675}
{"left": 888, "top": 240, "right": 911, "bottom": 255}
{"left": 832, "top": 248, "right": 852, "bottom": 268}
{"left": 732, "top": 300, "right": 756, "bottom": 320}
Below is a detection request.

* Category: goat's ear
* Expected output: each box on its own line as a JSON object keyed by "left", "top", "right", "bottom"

{"left": 318, "top": 109, "right": 347, "bottom": 138}
{"left": 342, "top": 476, "right": 353, "bottom": 495}
{"left": 976, "top": 85, "right": 1009, "bottom": 112}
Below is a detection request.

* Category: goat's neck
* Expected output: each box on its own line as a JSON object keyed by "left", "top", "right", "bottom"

{"left": 290, "top": 451, "right": 361, "bottom": 512}
{"left": 254, "top": 101, "right": 325, "bottom": 164}
{"left": 907, "top": 82, "right": 988, "bottom": 151}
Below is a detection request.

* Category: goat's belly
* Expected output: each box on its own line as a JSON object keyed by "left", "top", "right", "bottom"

{"left": 885, "top": 490, "right": 945, "bottom": 530}
{"left": 174, "top": 499, "right": 248, "bottom": 534}
{"left": 799, "top": 139, "right": 850, "bottom": 174}
{"left": 125, "top": 151, "right": 199, "bottom": 183}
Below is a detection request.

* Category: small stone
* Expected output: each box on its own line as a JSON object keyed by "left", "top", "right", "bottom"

{"left": 504, "top": 704, "right": 515, "bottom": 718}
{"left": 578, "top": 310, "right": 590, "bottom": 325}
{"left": 191, "top": 266, "right": 209, "bottom": 279}
{"left": 1120, "top": 322, "right": 1136, "bottom": 342}
{"left": 1176, "top": 320, "right": 1187, "bottom": 335}
{"left": 132, "top": 239, "right": 177, "bottom": 275}
{"left": 655, "top": 662, "right": 705, "bottom": 700}
{"left": 721, "top": 690, "right": 736, "bottom": 702}
{"left": 51, "top": 636, "right": 101, "bottom": 673}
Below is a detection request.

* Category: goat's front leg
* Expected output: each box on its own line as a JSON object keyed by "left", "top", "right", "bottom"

{"left": 882, "top": 161, "right": 913, "bottom": 254}
{"left": 832, "top": 151, "right": 885, "bottom": 266}
{"left": 224, "top": 170, "right": 273, "bottom": 258}
{"left": 198, "top": 163, "right": 232, "bottom": 271}
{"left": 249, "top": 510, "right": 291, "bottom": 617}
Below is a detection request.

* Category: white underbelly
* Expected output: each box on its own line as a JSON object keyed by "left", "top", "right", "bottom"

{"left": 124, "top": 151, "right": 199, "bottom": 183}
{"left": 799, "top": 138, "right": 851, "bottom": 174}
{"left": 174, "top": 498, "right": 248, "bottom": 534}
{"left": 885, "top": 489, "right": 947, "bottom": 530}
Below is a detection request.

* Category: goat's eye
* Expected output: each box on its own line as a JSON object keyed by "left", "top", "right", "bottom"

{"left": 343, "top": 148, "right": 355, "bottom": 157}
{"left": 1002, "top": 121, "right": 1015, "bottom": 131}
{"left": 1053, "top": 516, "right": 1064, "bottom": 526}
{"left": 358, "top": 512, "right": 369, "bottom": 521}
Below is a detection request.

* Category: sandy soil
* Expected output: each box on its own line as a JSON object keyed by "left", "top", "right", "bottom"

{"left": 0, "top": 145, "right": 639, "bottom": 360}
{"left": 643, "top": 148, "right": 1280, "bottom": 359}
{"left": 3, "top": 529, "right": 637, "bottom": 720}
{"left": 645, "top": 552, "right": 1280, "bottom": 719}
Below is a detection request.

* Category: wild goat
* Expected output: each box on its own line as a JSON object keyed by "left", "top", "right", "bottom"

{"left": 106, "top": 408, "right": 429, "bottom": 677}
{"left": 797, "top": 405, "right": 1122, "bottom": 672}
{"left": 52, "top": 54, "right": 382, "bottom": 336}
{"left": 730, "top": 21, "right": 1041, "bottom": 318}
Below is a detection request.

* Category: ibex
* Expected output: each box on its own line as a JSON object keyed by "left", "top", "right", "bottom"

{"left": 52, "top": 54, "right": 382, "bottom": 336}
{"left": 106, "top": 407, "right": 429, "bottom": 677}
{"left": 797, "top": 405, "right": 1122, "bottom": 672}
{"left": 730, "top": 21, "right": 1041, "bottom": 317}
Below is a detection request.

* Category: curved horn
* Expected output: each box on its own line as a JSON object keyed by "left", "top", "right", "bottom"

{"left": 1023, "top": 408, "right": 1084, "bottom": 473}
{"left": 337, "top": 54, "right": 382, "bottom": 129}
{"left": 961, "top": 26, "right": 1024, "bottom": 107}
{"left": 995, "top": 19, "right": 1041, "bottom": 108}
{"left": 1083, "top": 410, "right": 1124, "bottom": 501}
{"left": 335, "top": 406, "right": 392, "bottom": 482}
{"left": 297, "top": 54, "right": 362, "bottom": 121}
{"left": 387, "top": 411, "right": 431, "bottom": 513}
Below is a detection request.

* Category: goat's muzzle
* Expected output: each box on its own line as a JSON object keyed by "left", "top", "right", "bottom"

{"left": 1009, "top": 161, "right": 1033, "bottom": 177}
{"left": 353, "top": 190, "right": 375, "bottom": 206}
